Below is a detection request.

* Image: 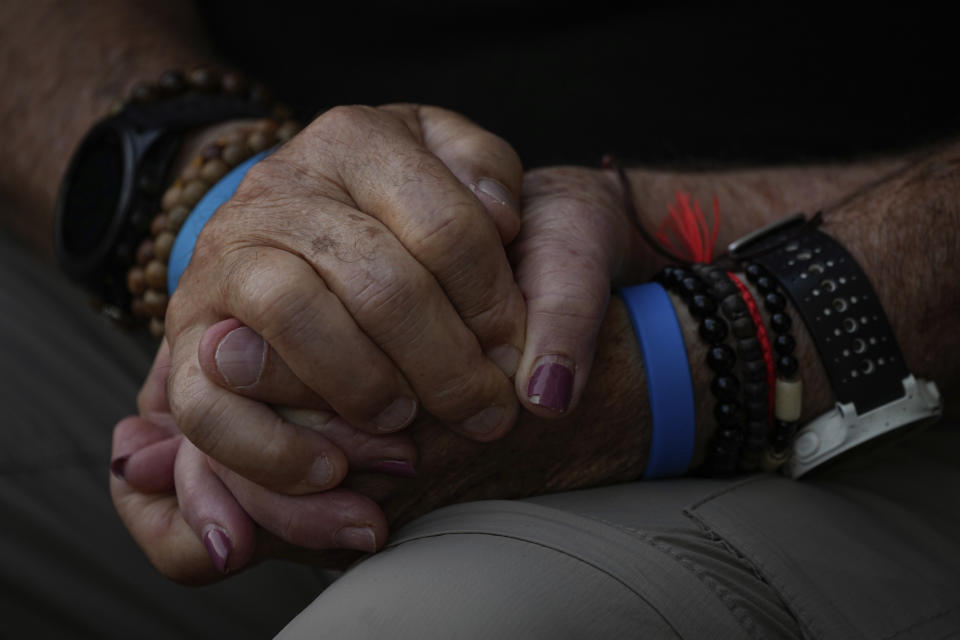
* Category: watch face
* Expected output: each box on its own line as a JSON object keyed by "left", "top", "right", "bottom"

{"left": 59, "top": 124, "right": 126, "bottom": 259}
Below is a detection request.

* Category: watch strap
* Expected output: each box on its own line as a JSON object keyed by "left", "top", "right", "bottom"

{"left": 55, "top": 92, "right": 275, "bottom": 315}
{"left": 744, "top": 226, "right": 909, "bottom": 414}
{"left": 728, "top": 215, "right": 942, "bottom": 477}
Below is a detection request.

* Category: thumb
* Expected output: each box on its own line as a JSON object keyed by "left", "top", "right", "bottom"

{"left": 512, "top": 167, "right": 629, "bottom": 417}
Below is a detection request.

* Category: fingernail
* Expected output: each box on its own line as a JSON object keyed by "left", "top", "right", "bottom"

{"left": 527, "top": 357, "right": 574, "bottom": 412}
{"left": 203, "top": 527, "right": 232, "bottom": 573}
{"left": 462, "top": 405, "right": 504, "bottom": 436}
{"left": 215, "top": 326, "right": 265, "bottom": 388}
{"left": 308, "top": 455, "right": 333, "bottom": 487}
{"left": 371, "top": 459, "right": 417, "bottom": 478}
{"left": 373, "top": 397, "right": 417, "bottom": 432}
{"left": 474, "top": 177, "right": 517, "bottom": 211}
{"left": 487, "top": 344, "right": 521, "bottom": 378}
{"left": 275, "top": 407, "right": 335, "bottom": 431}
{"left": 335, "top": 526, "right": 378, "bottom": 553}
{"left": 110, "top": 455, "right": 129, "bottom": 480}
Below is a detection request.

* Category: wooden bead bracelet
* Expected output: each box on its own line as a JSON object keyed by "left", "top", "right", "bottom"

{"left": 125, "top": 118, "right": 299, "bottom": 338}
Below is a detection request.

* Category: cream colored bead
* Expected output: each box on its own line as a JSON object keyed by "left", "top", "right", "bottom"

{"left": 161, "top": 183, "right": 182, "bottom": 210}
{"left": 277, "top": 121, "right": 299, "bottom": 142}
{"left": 149, "top": 317, "right": 165, "bottom": 339}
{"left": 180, "top": 160, "right": 202, "bottom": 182}
{"left": 166, "top": 205, "right": 190, "bottom": 232}
{"left": 145, "top": 260, "right": 167, "bottom": 290}
{"left": 180, "top": 179, "right": 210, "bottom": 207}
{"left": 153, "top": 231, "right": 176, "bottom": 261}
{"left": 222, "top": 142, "right": 248, "bottom": 167}
{"left": 143, "top": 289, "right": 168, "bottom": 318}
{"left": 247, "top": 130, "right": 271, "bottom": 153}
{"left": 200, "top": 159, "right": 229, "bottom": 184}
{"left": 775, "top": 377, "right": 803, "bottom": 422}
{"left": 761, "top": 448, "right": 789, "bottom": 473}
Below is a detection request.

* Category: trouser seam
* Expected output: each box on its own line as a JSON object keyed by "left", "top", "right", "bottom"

{"left": 581, "top": 513, "right": 780, "bottom": 640}
{"left": 389, "top": 529, "right": 688, "bottom": 639}
{"left": 683, "top": 487, "right": 825, "bottom": 640}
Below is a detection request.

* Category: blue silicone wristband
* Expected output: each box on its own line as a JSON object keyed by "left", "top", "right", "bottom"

{"left": 619, "top": 283, "right": 696, "bottom": 478}
{"left": 167, "top": 148, "right": 275, "bottom": 294}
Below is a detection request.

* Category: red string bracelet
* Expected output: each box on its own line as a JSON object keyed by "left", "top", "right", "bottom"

{"left": 727, "top": 273, "right": 777, "bottom": 430}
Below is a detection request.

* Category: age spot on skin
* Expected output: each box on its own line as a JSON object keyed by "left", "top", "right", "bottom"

{"left": 312, "top": 235, "right": 340, "bottom": 255}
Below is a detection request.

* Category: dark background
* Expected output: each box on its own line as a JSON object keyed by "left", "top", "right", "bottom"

{"left": 197, "top": 2, "right": 960, "bottom": 169}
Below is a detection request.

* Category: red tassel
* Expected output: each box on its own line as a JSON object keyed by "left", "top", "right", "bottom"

{"left": 656, "top": 192, "right": 722, "bottom": 263}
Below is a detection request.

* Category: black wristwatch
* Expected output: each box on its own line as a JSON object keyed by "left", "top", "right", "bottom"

{"left": 54, "top": 86, "right": 274, "bottom": 318}
{"left": 728, "top": 214, "right": 942, "bottom": 477}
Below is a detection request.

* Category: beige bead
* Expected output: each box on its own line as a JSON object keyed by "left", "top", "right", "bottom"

{"left": 127, "top": 267, "right": 146, "bottom": 295}
{"left": 200, "top": 142, "right": 223, "bottom": 160}
{"left": 145, "top": 260, "right": 167, "bottom": 290}
{"left": 760, "top": 448, "right": 789, "bottom": 473}
{"left": 180, "top": 179, "right": 209, "bottom": 207}
{"left": 255, "top": 118, "right": 279, "bottom": 135}
{"left": 775, "top": 377, "right": 803, "bottom": 422}
{"left": 149, "top": 317, "right": 165, "bottom": 339}
{"left": 154, "top": 231, "right": 175, "bottom": 261}
{"left": 222, "top": 142, "right": 248, "bottom": 167}
{"left": 221, "top": 129, "right": 247, "bottom": 146}
{"left": 161, "top": 183, "right": 182, "bottom": 210}
{"left": 200, "top": 159, "right": 229, "bottom": 184}
{"left": 277, "top": 120, "right": 299, "bottom": 142}
{"left": 136, "top": 238, "right": 154, "bottom": 265}
{"left": 150, "top": 213, "right": 167, "bottom": 237}
{"left": 166, "top": 205, "right": 190, "bottom": 232}
{"left": 180, "top": 160, "right": 202, "bottom": 182}
{"left": 247, "top": 130, "right": 271, "bottom": 153}
{"left": 143, "top": 289, "right": 168, "bottom": 318}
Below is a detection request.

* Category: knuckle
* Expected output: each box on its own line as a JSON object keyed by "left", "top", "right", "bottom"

{"left": 350, "top": 265, "right": 432, "bottom": 344}
{"left": 313, "top": 105, "right": 379, "bottom": 138}
{"left": 454, "top": 130, "right": 521, "bottom": 173}
{"left": 250, "top": 416, "right": 303, "bottom": 483}
{"left": 162, "top": 288, "right": 193, "bottom": 338}
{"left": 167, "top": 367, "right": 226, "bottom": 454}
{"left": 424, "top": 364, "right": 492, "bottom": 419}
{"left": 529, "top": 280, "right": 608, "bottom": 329}
{"left": 409, "top": 198, "right": 483, "bottom": 262}
{"left": 227, "top": 259, "right": 317, "bottom": 345}
{"left": 460, "top": 285, "right": 523, "bottom": 341}
{"left": 230, "top": 159, "right": 289, "bottom": 204}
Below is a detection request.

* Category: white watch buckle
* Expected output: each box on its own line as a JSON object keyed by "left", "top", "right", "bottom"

{"left": 784, "top": 375, "right": 942, "bottom": 478}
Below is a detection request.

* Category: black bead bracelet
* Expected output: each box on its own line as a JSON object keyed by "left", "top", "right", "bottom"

{"left": 661, "top": 265, "right": 745, "bottom": 475}
{"left": 696, "top": 264, "right": 771, "bottom": 472}
{"left": 744, "top": 261, "right": 803, "bottom": 470}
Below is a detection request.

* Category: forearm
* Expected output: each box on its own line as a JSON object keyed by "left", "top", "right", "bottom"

{"left": 0, "top": 0, "right": 214, "bottom": 255}
{"left": 377, "top": 142, "right": 960, "bottom": 528}
{"left": 622, "top": 153, "right": 920, "bottom": 276}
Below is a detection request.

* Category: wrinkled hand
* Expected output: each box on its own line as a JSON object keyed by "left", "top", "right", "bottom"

{"left": 165, "top": 104, "right": 528, "bottom": 499}
{"left": 111, "top": 340, "right": 419, "bottom": 583}
{"left": 112, "top": 165, "right": 650, "bottom": 584}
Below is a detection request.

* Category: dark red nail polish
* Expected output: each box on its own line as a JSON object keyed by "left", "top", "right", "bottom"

{"left": 371, "top": 460, "right": 417, "bottom": 478}
{"left": 527, "top": 361, "right": 574, "bottom": 412}
{"left": 110, "top": 455, "right": 129, "bottom": 480}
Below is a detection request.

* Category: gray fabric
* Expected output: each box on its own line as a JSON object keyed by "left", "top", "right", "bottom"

{"left": 0, "top": 230, "right": 332, "bottom": 639}
{"left": 279, "top": 426, "right": 960, "bottom": 639}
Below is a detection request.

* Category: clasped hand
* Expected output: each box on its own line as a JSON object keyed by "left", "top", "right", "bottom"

{"left": 111, "top": 104, "right": 642, "bottom": 583}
